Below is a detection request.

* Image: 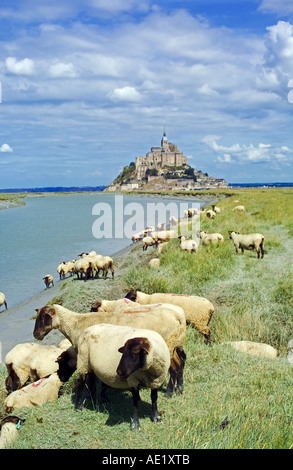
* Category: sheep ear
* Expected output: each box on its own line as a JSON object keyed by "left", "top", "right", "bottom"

{"left": 118, "top": 346, "right": 125, "bottom": 354}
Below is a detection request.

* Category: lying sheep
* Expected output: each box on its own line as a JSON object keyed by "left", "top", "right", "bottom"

{"left": 232, "top": 205, "right": 245, "bottom": 212}
{"left": 206, "top": 209, "right": 216, "bottom": 219}
{"left": 149, "top": 258, "right": 160, "bottom": 268}
{"left": 211, "top": 204, "right": 221, "bottom": 214}
{"left": 0, "top": 292, "right": 7, "bottom": 311}
{"left": 33, "top": 302, "right": 186, "bottom": 397}
{"left": 43, "top": 274, "right": 54, "bottom": 288}
{"left": 5, "top": 339, "right": 71, "bottom": 393}
{"left": 125, "top": 290, "right": 215, "bottom": 343}
{"left": 142, "top": 236, "right": 157, "bottom": 251}
{"left": 0, "top": 415, "right": 25, "bottom": 449}
{"left": 75, "top": 324, "right": 171, "bottom": 430}
{"left": 230, "top": 341, "right": 278, "bottom": 359}
{"left": 180, "top": 236, "right": 198, "bottom": 253}
{"left": 197, "top": 230, "right": 224, "bottom": 246}
{"left": 228, "top": 231, "right": 265, "bottom": 258}
{"left": 3, "top": 373, "right": 63, "bottom": 415}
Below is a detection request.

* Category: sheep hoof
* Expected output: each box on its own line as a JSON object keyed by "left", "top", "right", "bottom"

{"left": 130, "top": 420, "right": 141, "bottom": 431}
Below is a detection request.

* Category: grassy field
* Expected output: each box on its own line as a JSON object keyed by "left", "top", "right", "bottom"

{"left": 1, "top": 188, "right": 293, "bottom": 449}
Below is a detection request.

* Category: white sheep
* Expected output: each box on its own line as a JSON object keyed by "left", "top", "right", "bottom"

{"left": 131, "top": 230, "right": 145, "bottom": 243}
{"left": 75, "top": 324, "right": 171, "bottom": 429}
{"left": 125, "top": 290, "right": 215, "bottom": 343}
{"left": 230, "top": 341, "right": 278, "bottom": 359}
{"left": 228, "top": 231, "right": 265, "bottom": 258}
{"left": 142, "top": 236, "right": 157, "bottom": 251}
{"left": 5, "top": 339, "right": 71, "bottom": 393}
{"left": 197, "top": 230, "right": 224, "bottom": 246}
{"left": 0, "top": 292, "right": 7, "bottom": 311}
{"left": 33, "top": 302, "right": 186, "bottom": 397}
{"left": 89, "top": 255, "right": 114, "bottom": 279}
{"left": 0, "top": 416, "right": 25, "bottom": 449}
{"left": 3, "top": 373, "right": 63, "bottom": 415}
{"left": 57, "top": 261, "right": 75, "bottom": 280}
{"left": 43, "top": 274, "right": 54, "bottom": 288}
{"left": 74, "top": 257, "right": 91, "bottom": 280}
{"left": 232, "top": 205, "right": 245, "bottom": 212}
{"left": 157, "top": 222, "right": 166, "bottom": 231}
{"left": 149, "top": 258, "right": 160, "bottom": 268}
{"left": 180, "top": 236, "right": 198, "bottom": 253}
{"left": 150, "top": 229, "right": 178, "bottom": 243}
{"left": 184, "top": 208, "right": 199, "bottom": 218}
{"left": 206, "top": 209, "right": 216, "bottom": 219}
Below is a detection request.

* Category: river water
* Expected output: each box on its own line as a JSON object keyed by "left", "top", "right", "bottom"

{"left": 0, "top": 192, "right": 207, "bottom": 357}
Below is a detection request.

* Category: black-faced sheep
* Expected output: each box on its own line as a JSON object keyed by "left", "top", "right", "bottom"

{"left": 0, "top": 292, "right": 7, "bottom": 311}
{"left": 206, "top": 209, "right": 216, "bottom": 219}
{"left": 0, "top": 415, "right": 25, "bottom": 449}
{"left": 5, "top": 339, "right": 71, "bottom": 393}
{"left": 33, "top": 303, "right": 186, "bottom": 397}
{"left": 56, "top": 346, "right": 78, "bottom": 382}
{"left": 43, "top": 274, "right": 54, "bottom": 288}
{"left": 179, "top": 236, "right": 198, "bottom": 253}
{"left": 228, "top": 231, "right": 264, "bottom": 258}
{"left": 75, "top": 323, "right": 170, "bottom": 430}
{"left": 125, "top": 290, "right": 215, "bottom": 343}
{"left": 211, "top": 204, "right": 221, "bottom": 214}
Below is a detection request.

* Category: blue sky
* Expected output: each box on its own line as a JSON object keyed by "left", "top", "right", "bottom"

{"left": 1, "top": 0, "right": 293, "bottom": 188}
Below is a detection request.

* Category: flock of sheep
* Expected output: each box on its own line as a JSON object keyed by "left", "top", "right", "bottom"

{"left": 0, "top": 198, "right": 269, "bottom": 447}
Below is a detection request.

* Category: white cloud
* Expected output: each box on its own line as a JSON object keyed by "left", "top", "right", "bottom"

{"left": 259, "top": 0, "right": 293, "bottom": 15}
{"left": 5, "top": 57, "right": 34, "bottom": 75}
{"left": 198, "top": 83, "right": 219, "bottom": 97}
{"left": 107, "top": 86, "right": 141, "bottom": 102}
{"left": 49, "top": 62, "right": 77, "bottom": 78}
{"left": 202, "top": 136, "right": 292, "bottom": 165}
{"left": 0, "top": 143, "right": 13, "bottom": 152}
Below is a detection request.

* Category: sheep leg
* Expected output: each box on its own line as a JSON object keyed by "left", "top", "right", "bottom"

{"left": 75, "top": 373, "right": 87, "bottom": 411}
{"left": 151, "top": 389, "right": 162, "bottom": 423}
{"left": 100, "top": 382, "right": 109, "bottom": 404}
{"left": 86, "top": 371, "right": 97, "bottom": 404}
{"left": 175, "top": 348, "right": 186, "bottom": 394}
{"left": 130, "top": 387, "right": 141, "bottom": 430}
{"left": 5, "top": 366, "right": 21, "bottom": 393}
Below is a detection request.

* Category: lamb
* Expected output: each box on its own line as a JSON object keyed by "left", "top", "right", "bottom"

{"left": 33, "top": 302, "right": 186, "bottom": 397}
{"left": 228, "top": 231, "right": 265, "bottom": 258}
{"left": 5, "top": 339, "right": 71, "bottom": 393}
{"left": 232, "top": 205, "right": 245, "bottom": 212}
{"left": 206, "top": 209, "right": 216, "bottom": 219}
{"left": 197, "top": 230, "right": 224, "bottom": 246}
{"left": 43, "top": 274, "right": 54, "bottom": 288}
{"left": 3, "top": 373, "right": 63, "bottom": 415}
{"left": 75, "top": 323, "right": 170, "bottom": 430}
{"left": 0, "top": 292, "right": 7, "bottom": 311}
{"left": 179, "top": 236, "right": 198, "bottom": 253}
{"left": 125, "top": 290, "right": 215, "bottom": 343}
{"left": 142, "top": 236, "right": 157, "bottom": 251}
{"left": 0, "top": 415, "right": 25, "bottom": 449}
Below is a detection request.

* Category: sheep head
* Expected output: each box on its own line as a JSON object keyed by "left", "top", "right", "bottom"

{"left": 124, "top": 290, "right": 138, "bottom": 302}
{"left": 33, "top": 305, "right": 58, "bottom": 340}
{"left": 117, "top": 337, "right": 150, "bottom": 379}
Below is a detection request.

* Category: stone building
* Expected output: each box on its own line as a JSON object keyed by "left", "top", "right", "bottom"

{"left": 135, "top": 129, "right": 188, "bottom": 179}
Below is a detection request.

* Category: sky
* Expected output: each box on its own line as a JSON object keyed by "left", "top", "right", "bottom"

{"left": 1, "top": 1, "right": 293, "bottom": 188}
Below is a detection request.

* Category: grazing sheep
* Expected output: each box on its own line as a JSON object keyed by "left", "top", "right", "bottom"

{"left": 180, "top": 236, "right": 198, "bottom": 253}
{"left": 57, "top": 261, "right": 75, "bottom": 280}
{"left": 142, "top": 236, "right": 157, "bottom": 251}
{"left": 74, "top": 257, "right": 91, "bottom": 280}
{"left": 5, "top": 339, "right": 71, "bottom": 393}
{"left": 43, "top": 274, "right": 54, "bottom": 288}
{"left": 0, "top": 292, "right": 7, "bottom": 311}
{"left": 3, "top": 373, "right": 63, "bottom": 415}
{"left": 131, "top": 231, "right": 145, "bottom": 243}
{"left": 150, "top": 230, "right": 178, "bottom": 244}
{"left": 206, "top": 209, "right": 216, "bottom": 219}
{"left": 211, "top": 204, "right": 221, "bottom": 214}
{"left": 0, "top": 416, "right": 25, "bottom": 449}
{"left": 89, "top": 255, "right": 115, "bottom": 279}
{"left": 56, "top": 346, "right": 78, "bottom": 383}
{"left": 184, "top": 208, "right": 199, "bottom": 218}
{"left": 125, "top": 290, "right": 215, "bottom": 343}
{"left": 228, "top": 231, "right": 265, "bottom": 258}
{"left": 232, "top": 205, "right": 245, "bottom": 212}
{"left": 197, "top": 230, "right": 224, "bottom": 246}
{"left": 75, "top": 324, "right": 171, "bottom": 430}
{"left": 230, "top": 341, "right": 278, "bottom": 359}
{"left": 149, "top": 258, "right": 160, "bottom": 268}
{"left": 33, "top": 303, "right": 186, "bottom": 397}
